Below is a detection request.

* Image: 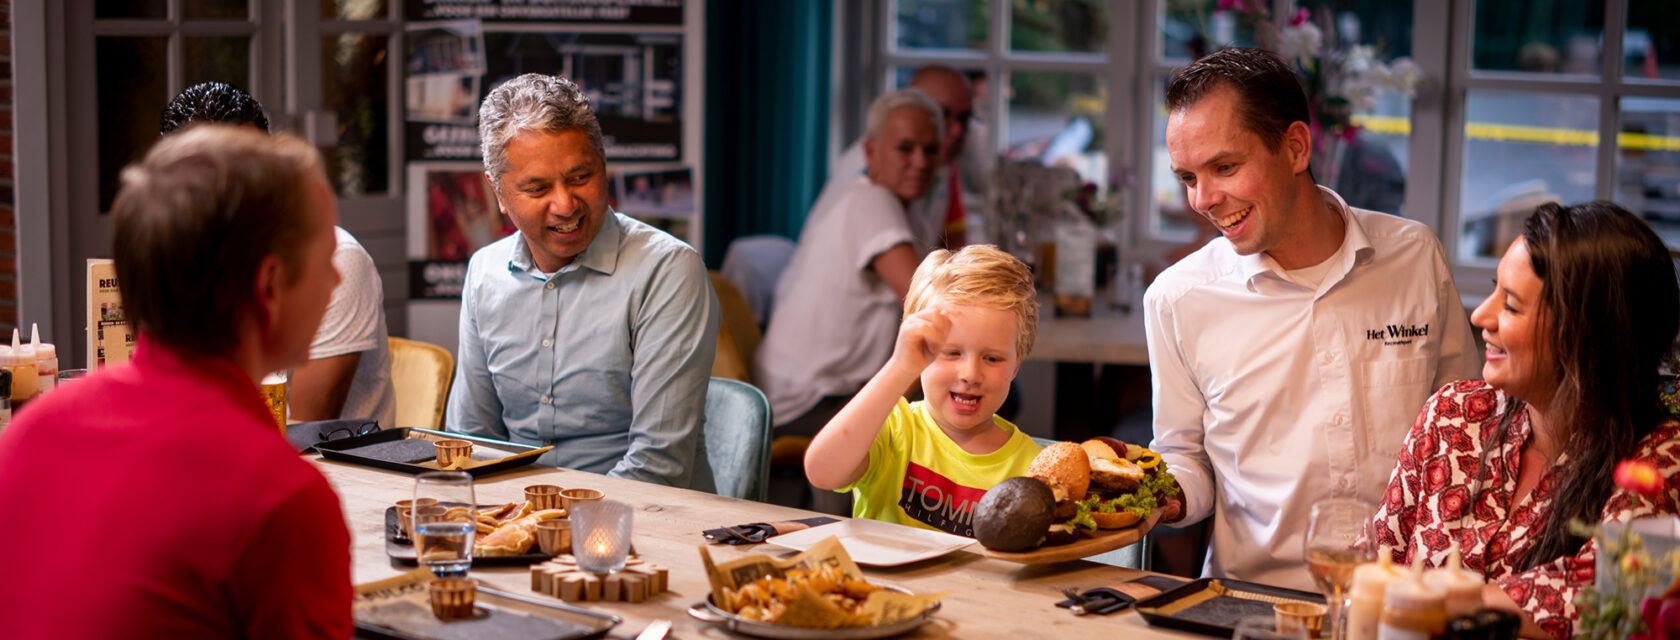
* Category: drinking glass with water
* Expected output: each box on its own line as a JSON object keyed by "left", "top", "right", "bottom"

{"left": 413, "top": 471, "right": 475, "bottom": 578}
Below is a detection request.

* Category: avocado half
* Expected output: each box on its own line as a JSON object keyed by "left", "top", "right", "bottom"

{"left": 973, "top": 476, "right": 1056, "bottom": 551}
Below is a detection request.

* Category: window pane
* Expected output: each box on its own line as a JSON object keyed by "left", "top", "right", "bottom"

{"left": 322, "top": 0, "right": 387, "bottom": 20}
{"left": 1618, "top": 97, "right": 1680, "bottom": 248}
{"left": 183, "top": 37, "right": 251, "bottom": 89}
{"left": 1300, "top": 1, "right": 1415, "bottom": 215}
{"left": 184, "top": 0, "right": 248, "bottom": 20}
{"left": 1005, "top": 71, "right": 1106, "bottom": 185}
{"left": 1148, "top": 79, "right": 1201, "bottom": 240}
{"left": 896, "top": 0, "right": 988, "bottom": 51}
{"left": 322, "top": 34, "right": 391, "bottom": 196}
{"left": 97, "top": 37, "right": 169, "bottom": 211}
{"left": 1626, "top": 5, "right": 1680, "bottom": 82}
{"left": 1472, "top": 0, "right": 1604, "bottom": 75}
{"left": 1012, "top": 0, "right": 1106, "bottom": 54}
{"left": 1457, "top": 90, "right": 1599, "bottom": 262}
{"left": 96, "top": 0, "right": 165, "bottom": 19}
{"left": 1161, "top": 0, "right": 1262, "bottom": 61}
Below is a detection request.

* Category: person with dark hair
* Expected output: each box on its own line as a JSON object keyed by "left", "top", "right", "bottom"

{"left": 447, "top": 73, "right": 719, "bottom": 487}
{"left": 160, "top": 80, "right": 271, "bottom": 134}
{"left": 0, "top": 126, "right": 352, "bottom": 637}
{"left": 1145, "top": 47, "right": 1480, "bottom": 589}
{"left": 161, "top": 81, "right": 396, "bottom": 428}
{"left": 1376, "top": 201, "right": 1680, "bottom": 639}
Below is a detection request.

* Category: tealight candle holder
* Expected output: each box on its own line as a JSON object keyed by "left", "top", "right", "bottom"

{"left": 570, "top": 499, "right": 632, "bottom": 574}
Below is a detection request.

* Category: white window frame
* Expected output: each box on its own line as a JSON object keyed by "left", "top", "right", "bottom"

{"left": 857, "top": 0, "right": 1680, "bottom": 305}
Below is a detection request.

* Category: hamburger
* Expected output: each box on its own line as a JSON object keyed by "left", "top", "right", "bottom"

{"left": 973, "top": 438, "right": 1180, "bottom": 551}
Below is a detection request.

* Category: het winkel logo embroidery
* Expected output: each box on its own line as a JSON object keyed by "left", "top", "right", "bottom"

{"left": 1366, "top": 323, "right": 1429, "bottom": 346}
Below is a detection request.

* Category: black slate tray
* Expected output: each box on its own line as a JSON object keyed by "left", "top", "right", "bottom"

{"left": 316, "top": 427, "right": 547, "bottom": 478}
{"left": 355, "top": 584, "right": 618, "bottom": 640}
{"left": 384, "top": 506, "right": 550, "bottom": 567}
{"left": 1134, "top": 577, "right": 1327, "bottom": 637}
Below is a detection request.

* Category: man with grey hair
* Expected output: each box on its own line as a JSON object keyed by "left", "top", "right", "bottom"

{"left": 446, "top": 73, "right": 719, "bottom": 488}
{"left": 810, "top": 67, "right": 974, "bottom": 251}
{"left": 756, "top": 88, "right": 942, "bottom": 513}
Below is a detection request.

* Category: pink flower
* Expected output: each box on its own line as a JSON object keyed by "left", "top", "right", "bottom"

{"left": 1616, "top": 459, "right": 1666, "bottom": 496}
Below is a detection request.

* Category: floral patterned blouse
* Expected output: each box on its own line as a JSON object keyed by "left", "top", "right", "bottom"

{"left": 1374, "top": 379, "right": 1680, "bottom": 639}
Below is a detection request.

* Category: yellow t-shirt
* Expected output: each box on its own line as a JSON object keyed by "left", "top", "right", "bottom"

{"left": 840, "top": 398, "right": 1043, "bottom": 536}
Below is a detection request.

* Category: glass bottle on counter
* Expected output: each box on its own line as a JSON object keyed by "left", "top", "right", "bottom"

{"left": 1052, "top": 200, "right": 1096, "bottom": 317}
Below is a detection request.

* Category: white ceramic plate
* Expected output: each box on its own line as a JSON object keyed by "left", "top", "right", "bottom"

{"left": 766, "top": 519, "right": 974, "bottom": 566}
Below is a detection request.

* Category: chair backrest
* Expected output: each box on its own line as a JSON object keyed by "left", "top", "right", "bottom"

{"left": 388, "top": 336, "right": 455, "bottom": 429}
{"left": 703, "top": 377, "right": 773, "bottom": 502}
{"left": 708, "top": 271, "right": 763, "bottom": 384}
{"left": 720, "top": 235, "right": 796, "bottom": 328}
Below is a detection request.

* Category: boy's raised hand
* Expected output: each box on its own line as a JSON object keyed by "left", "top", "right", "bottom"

{"left": 887, "top": 306, "right": 954, "bottom": 378}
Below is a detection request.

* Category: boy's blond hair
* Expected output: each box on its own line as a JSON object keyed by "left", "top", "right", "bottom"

{"left": 903, "top": 244, "right": 1039, "bottom": 360}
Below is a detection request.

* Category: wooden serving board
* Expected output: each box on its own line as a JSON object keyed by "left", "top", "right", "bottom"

{"left": 980, "top": 508, "right": 1162, "bottom": 564}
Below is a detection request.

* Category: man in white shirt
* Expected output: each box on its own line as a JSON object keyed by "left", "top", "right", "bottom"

{"left": 160, "top": 82, "right": 396, "bottom": 427}
{"left": 1146, "top": 48, "right": 1480, "bottom": 590}
{"left": 811, "top": 67, "right": 973, "bottom": 250}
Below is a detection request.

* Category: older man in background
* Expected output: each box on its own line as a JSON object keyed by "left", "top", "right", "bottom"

{"left": 0, "top": 126, "right": 353, "bottom": 637}
{"left": 812, "top": 66, "right": 974, "bottom": 250}
{"left": 446, "top": 73, "right": 718, "bottom": 488}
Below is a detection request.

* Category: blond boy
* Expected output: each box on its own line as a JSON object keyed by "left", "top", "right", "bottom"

{"left": 805, "top": 245, "right": 1044, "bottom": 535}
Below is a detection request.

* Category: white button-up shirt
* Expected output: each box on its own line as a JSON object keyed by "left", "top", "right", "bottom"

{"left": 1145, "top": 187, "right": 1481, "bottom": 590}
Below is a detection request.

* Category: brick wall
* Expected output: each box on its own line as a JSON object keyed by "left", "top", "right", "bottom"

{"left": 0, "top": 0, "right": 14, "bottom": 337}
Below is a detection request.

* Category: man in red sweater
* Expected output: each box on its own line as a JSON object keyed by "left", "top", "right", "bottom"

{"left": 0, "top": 126, "right": 353, "bottom": 638}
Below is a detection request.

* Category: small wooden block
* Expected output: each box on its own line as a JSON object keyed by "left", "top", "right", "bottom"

{"left": 529, "top": 554, "right": 669, "bottom": 603}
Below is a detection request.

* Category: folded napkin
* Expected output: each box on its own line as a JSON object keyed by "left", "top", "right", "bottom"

{"left": 702, "top": 516, "right": 839, "bottom": 545}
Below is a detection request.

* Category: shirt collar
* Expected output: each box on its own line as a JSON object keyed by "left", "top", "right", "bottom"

{"left": 505, "top": 209, "right": 625, "bottom": 279}
{"left": 1237, "top": 185, "right": 1375, "bottom": 288}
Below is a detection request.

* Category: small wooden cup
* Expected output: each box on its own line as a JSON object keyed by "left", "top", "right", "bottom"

{"left": 1274, "top": 601, "right": 1327, "bottom": 638}
{"left": 535, "top": 519, "right": 572, "bottom": 555}
{"left": 561, "top": 488, "right": 604, "bottom": 511}
{"left": 525, "top": 484, "right": 564, "bottom": 511}
{"left": 428, "top": 577, "right": 478, "bottom": 619}
{"left": 434, "top": 439, "right": 473, "bottom": 467}
{"left": 409, "top": 504, "right": 448, "bottom": 540}
{"left": 394, "top": 498, "right": 439, "bottom": 540}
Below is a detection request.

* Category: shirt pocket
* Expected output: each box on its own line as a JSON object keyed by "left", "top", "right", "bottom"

{"left": 1360, "top": 356, "right": 1436, "bottom": 460}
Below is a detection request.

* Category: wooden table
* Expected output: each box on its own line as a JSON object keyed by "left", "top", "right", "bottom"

{"left": 312, "top": 456, "right": 1201, "bottom": 639}
{"left": 1026, "top": 296, "right": 1149, "bottom": 365}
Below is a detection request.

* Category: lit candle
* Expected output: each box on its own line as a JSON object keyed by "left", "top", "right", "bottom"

{"left": 571, "top": 499, "right": 631, "bottom": 574}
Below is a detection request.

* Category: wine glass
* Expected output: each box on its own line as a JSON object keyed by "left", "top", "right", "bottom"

{"left": 414, "top": 471, "right": 476, "bottom": 578}
{"left": 1304, "top": 498, "right": 1377, "bottom": 640}
{"left": 1233, "top": 614, "right": 1309, "bottom": 640}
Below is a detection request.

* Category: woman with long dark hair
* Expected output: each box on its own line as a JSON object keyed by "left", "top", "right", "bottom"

{"left": 1374, "top": 200, "right": 1680, "bottom": 638}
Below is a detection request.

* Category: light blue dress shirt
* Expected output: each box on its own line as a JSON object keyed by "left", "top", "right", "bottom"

{"left": 446, "top": 211, "right": 720, "bottom": 487}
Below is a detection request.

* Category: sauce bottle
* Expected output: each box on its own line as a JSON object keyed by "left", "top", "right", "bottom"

{"left": 29, "top": 324, "right": 56, "bottom": 394}
{"left": 1424, "top": 543, "right": 1484, "bottom": 620}
{"left": 0, "top": 329, "right": 37, "bottom": 403}
{"left": 1379, "top": 556, "right": 1448, "bottom": 640}
{"left": 1348, "top": 550, "right": 1407, "bottom": 640}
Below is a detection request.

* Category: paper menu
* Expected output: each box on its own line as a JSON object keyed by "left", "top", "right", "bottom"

{"left": 86, "top": 259, "right": 134, "bottom": 369}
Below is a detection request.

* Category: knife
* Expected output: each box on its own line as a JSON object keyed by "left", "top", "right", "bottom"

{"left": 635, "top": 618, "right": 672, "bottom": 640}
